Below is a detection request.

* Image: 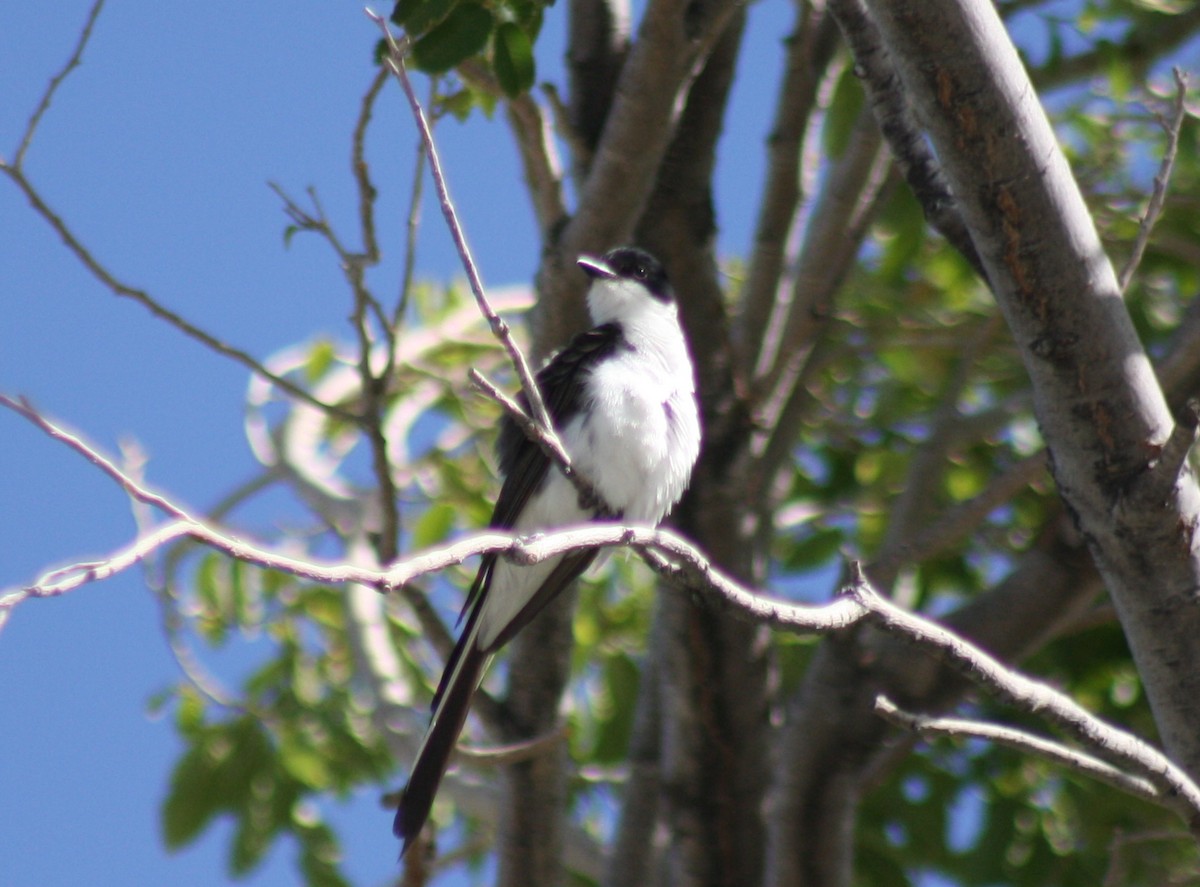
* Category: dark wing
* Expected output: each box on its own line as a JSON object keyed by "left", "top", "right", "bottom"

{"left": 393, "top": 324, "right": 624, "bottom": 855}
{"left": 492, "top": 322, "right": 624, "bottom": 527}
{"left": 457, "top": 323, "right": 624, "bottom": 623}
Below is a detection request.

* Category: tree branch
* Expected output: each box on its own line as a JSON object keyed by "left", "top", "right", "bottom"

{"left": 828, "top": 0, "right": 985, "bottom": 279}
{"left": 10, "top": 390, "right": 1200, "bottom": 839}
{"left": 865, "top": 0, "right": 1200, "bottom": 781}
{"left": 873, "top": 695, "right": 1164, "bottom": 809}
{"left": 737, "top": 4, "right": 840, "bottom": 368}
{"left": 0, "top": 165, "right": 351, "bottom": 420}
{"left": 846, "top": 566, "right": 1200, "bottom": 835}
{"left": 1117, "top": 68, "right": 1189, "bottom": 295}
{"left": 8, "top": 0, "right": 106, "bottom": 170}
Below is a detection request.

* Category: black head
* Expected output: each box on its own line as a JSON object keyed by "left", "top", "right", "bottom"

{"left": 578, "top": 247, "right": 673, "bottom": 303}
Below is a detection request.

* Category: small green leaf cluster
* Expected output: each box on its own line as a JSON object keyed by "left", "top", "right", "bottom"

{"left": 159, "top": 568, "right": 394, "bottom": 885}
{"left": 389, "top": 0, "right": 547, "bottom": 97}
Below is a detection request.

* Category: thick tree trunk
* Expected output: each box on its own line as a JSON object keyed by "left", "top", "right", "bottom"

{"left": 865, "top": 0, "right": 1200, "bottom": 776}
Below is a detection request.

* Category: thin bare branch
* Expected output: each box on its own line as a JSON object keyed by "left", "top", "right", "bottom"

{"left": 847, "top": 565, "right": 1200, "bottom": 835}
{"left": 454, "top": 724, "right": 571, "bottom": 766}
{"left": 353, "top": 65, "right": 388, "bottom": 268}
{"left": 468, "top": 369, "right": 572, "bottom": 470}
{"left": 0, "top": 169, "right": 350, "bottom": 420}
{"left": 874, "top": 695, "right": 1164, "bottom": 808}
{"left": 1118, "top": 68, "right": 1190, "bottom": 295}
{"left": 738, "top": 5, "right": 840, "bottom": 371}
{"left": 9, "top": 0, "right": 106, "bottom": 170}
{"left": 367, "top": 14, "right": 559, "bottom": 443}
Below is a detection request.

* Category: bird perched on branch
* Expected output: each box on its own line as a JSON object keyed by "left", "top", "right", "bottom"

{"left": 393, "top": 246, "right": 702, "bottom": 855}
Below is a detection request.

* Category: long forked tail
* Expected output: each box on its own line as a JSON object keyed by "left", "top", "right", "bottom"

{"left": 394, "top": 631, "right": 488, "bottom": 856}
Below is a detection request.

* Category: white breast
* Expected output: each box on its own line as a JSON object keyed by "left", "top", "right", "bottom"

{"left": 566, "top": 310, "right": 700, "bottom": 524}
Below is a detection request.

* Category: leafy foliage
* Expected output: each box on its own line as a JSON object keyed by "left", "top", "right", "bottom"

{"left": 391, "top": 0, "right": 547, "bottom": 96}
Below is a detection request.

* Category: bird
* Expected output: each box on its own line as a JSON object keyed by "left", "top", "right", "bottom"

{"left": 393, "top": 246, "right": 702, "bottom": 855}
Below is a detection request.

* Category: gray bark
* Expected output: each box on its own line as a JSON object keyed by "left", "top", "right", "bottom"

{"left": 865, "top": 0, "right": 1200, "bottom": 778}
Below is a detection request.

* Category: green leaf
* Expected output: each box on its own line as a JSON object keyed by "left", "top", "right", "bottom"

{"left": 162, "top": 745, "right": 221, "bottom": 848}
{"left": 591, "top": 653, "right": 640, "bottom": 763}
{"left": 174, "top": 685, "right": 206, "bottom": 735}
{"left": 493, "top": 22, "right": 535, "bottom": 98}
{"left": 509, "top": 0, "right": 546, "bottom": 37}
{"left": 195, "top": 553, "right": 229, "bottom": 644}
{"left": 413, "top": 501, "right": 457, "bottom": 548}
{"left": 412, "top": 3, "right": 493, "bottom": 74}
{"left": 296, "top": 818, "right": 351, "bottom": 887}
{"left": 281, "top": 743, "right": 332, "bottom": 790}
{"left": 438, "top": 87, "right": 479, "bottom": 121}
{"left": 392, "top": 0, "right": 459, "bottom": 36}
{"left": 304, "top": 339, "right": 337, "bottom": 384}
{"left": 145, "top": 686, "right": 173, "bottom": 718}
{"left": 372, "top": 37, "right": 389, "bottom": 66}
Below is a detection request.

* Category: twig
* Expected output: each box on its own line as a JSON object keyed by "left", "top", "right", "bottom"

{"left": 394, "top": 137, "right": 425, "bottom": 331}
{"left": 1, "top": 389, "right": 865, "bottom": 639}
{"left": 273, "top": 71, "right": 402, "bottom": 561}
{"left": 738, "top": 5, "right": 839, "bottom": 376}
{"left": 1118, "top": 68, "right": 1190, "bottom": 295}
{"left": 539, "top": 83, "right": 590, "bottom": 188}
{"left": 2, "top": 396, "right": 197, "bottom": 522}
{"left": 2, "top": 10, "right": 349, "bottom": 422}
{"left": 454, "top": 724, "right": 571, "bottom": 765}
{"left": 874, "top": 695, "right": 1163, "bottom": 807}
{"left": 468, "top": 369, "right": 573, "bottom": 470}
{"left": 366, "top": 12, "right": 559, "bottom": 444}
{"left": 353, "top": 66, "right": 388, "bottom": 268}
{"left": 1, "top": 167, "right": 350, "bottom": 419}
{"left": 9, "top": 0, "right": 106, "bottom": 170}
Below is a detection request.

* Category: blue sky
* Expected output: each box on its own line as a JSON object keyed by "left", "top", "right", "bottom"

{"left": 0, "top": 2, "right": 795, "bottom": 884}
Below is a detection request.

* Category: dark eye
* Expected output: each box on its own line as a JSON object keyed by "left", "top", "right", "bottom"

{"left": 634, "top": 265, "right": 647, "bottom": 279}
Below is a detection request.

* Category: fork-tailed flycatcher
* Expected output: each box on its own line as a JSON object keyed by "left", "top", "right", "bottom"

{"left": 393, "top": 247, "right": 702, "bottom": 855}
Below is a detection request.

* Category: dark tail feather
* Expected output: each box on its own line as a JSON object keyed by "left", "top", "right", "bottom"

{"left": 394, "top": 637, "right": 487, "bottom": 856}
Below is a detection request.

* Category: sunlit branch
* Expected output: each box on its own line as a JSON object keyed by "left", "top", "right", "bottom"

{"left": 468, "top": 368, "right": 573, "bottom": 474}
{"left": 739, "top": 4, "right": 839, "bottom": 377}
{"left": 848, "top": 565, "right": 1200, "bottom": 835}
{"left": 454, "top": 724, "right": 570, "bottom": 766}
{"left": 874, "top": 695, "right": 1163, "bottom": 808}
{"left": 9, "top": 392, "right": 1200, "bottom": 839}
